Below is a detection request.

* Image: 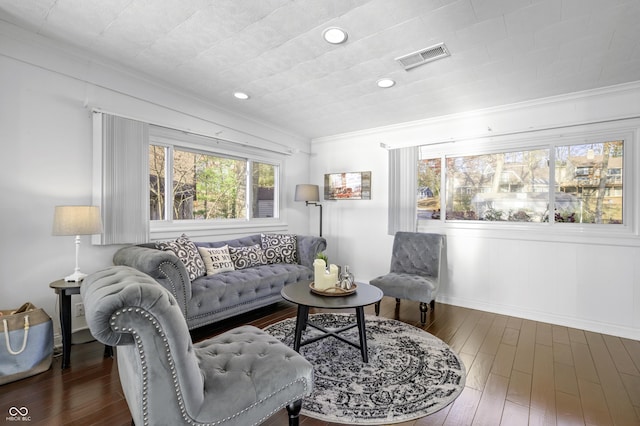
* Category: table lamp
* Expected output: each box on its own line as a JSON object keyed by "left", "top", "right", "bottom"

{"left": 295, "top": 184, "right": 322, "bottom": 237}
{"left": 52, "top": 205, "right": 103, "bottom": 282}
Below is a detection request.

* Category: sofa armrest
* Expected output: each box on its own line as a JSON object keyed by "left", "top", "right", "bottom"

{"left": 296, "top": 235, "right": 327, "bottom": 269}
{"left": 113, "top": 245, "right": 191, "bottom": 316}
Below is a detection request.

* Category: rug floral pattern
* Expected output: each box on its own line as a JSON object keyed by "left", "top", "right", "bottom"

{"left": 264, "top": 313, "right": 466, "bottom": 424}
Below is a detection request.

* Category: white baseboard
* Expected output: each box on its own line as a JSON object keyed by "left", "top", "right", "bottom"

{"left": 53, "top": 326, "right": 94, "bottom": 350}
{"left": 437, "top": 295, "right": 640, "bottom": 341}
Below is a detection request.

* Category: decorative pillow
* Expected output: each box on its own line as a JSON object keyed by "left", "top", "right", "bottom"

{"left": 228, "top": 244, "right": 267, "bottom": 270}
{"left": 197, "top": 246, "right": 235, "bottom": 275}
{"left": 157, "top": 234, "right": 206, "bottom": 281}
{"left": 261, "top": 233, "right": 298, "bottom": 264}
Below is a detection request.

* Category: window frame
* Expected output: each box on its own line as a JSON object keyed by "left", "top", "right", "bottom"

{"left": 416, "top": 120, "right": 639, "bottom": 240}
{"left": 148, "top": 125, "right": 286, "bottom": 236}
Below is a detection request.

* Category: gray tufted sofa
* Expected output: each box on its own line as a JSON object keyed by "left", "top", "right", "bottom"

{"left": 81, "top": 266, "right": 313, "bottom": 426}
{"left": 113, "top": 234, "right": 326, "bottom": 330}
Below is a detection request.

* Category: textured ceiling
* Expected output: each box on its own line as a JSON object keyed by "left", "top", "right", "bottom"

{"left": 1, "top": 0, "right": 639, "bottom": 139}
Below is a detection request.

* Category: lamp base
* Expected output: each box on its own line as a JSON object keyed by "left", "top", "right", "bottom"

{"left": 64, "top": 270, "right": 87, "bottom": 282}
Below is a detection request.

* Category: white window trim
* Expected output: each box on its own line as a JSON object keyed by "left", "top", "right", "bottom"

{"left": 417, "top": 119, "right": 640, "bottom": 245}
{"left": 148, "top": 125, "right": 288, "bottom": 239}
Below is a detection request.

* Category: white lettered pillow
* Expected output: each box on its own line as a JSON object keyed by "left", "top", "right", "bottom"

{"left": 197, "top": 246, "right": 235, "bottom": 275}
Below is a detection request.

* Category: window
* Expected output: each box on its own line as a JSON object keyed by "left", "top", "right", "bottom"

{"left": 417, "top": 158, "right": 441, "bottom": 220}
{"left": 555, "top": 141, "right": 623, "bottom": 224}
{"left": 149, "top": 145, "right": 166, "bottom": 220}
{"left": 444, "top": 149, "right": 550, "bottom": 222}
{"left": 149, "top": 129, "right": 280, "bottom": 224}
{"left": 417, "top": 128, "right": 630, "bottom": 229}
{"left": 252, "top": 162, "right": 276, "bottom": 218}
{"left": 94, "top": 112, "right": 286, "bottom": 244}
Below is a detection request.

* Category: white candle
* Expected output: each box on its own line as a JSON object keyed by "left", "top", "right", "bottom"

{"left": 328, "top": 264, "right": 339, "bottom": 287}
{"left": 314, "top": 259, "right": 330, "bottom": 289}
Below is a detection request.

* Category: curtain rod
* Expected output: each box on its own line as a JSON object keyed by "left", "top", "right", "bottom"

{"left": 91, "top": 108, "right": 297, "bottom": 156}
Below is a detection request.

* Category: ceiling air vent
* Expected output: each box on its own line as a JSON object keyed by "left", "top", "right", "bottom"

{"left": 395, "top": 43, "right": 450, "bottom": 70}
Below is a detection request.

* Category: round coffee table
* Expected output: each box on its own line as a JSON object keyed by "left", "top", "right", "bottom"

{"left": 280, "top": 280, "right": 383, "bottom": 363}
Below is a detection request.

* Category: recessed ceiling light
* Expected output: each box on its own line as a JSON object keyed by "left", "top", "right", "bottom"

{"left": 376, "top": 78, "right": 396, "bottom": 88}
{"left": 233, "top": 92, "right": 249, "bottom": 100}
{"left": 322, "top": 27, "right": 348, "bottom": 44}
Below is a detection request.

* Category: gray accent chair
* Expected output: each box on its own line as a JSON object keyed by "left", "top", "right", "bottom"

{"left": 81, "top": 265, "right": 313, "bottom": 426}
{"left": 370, "top": 232, "right": 445, "bottom": 324}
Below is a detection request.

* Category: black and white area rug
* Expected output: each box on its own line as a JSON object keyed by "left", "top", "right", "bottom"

{"left": 264, "top": 313, "right": 466, "bottom": 424}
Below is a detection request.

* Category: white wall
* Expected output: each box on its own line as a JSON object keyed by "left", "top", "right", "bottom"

{"left": 0, "top": 23, "right": 312, "bottom": 340}
{"left": 3, "top": 19, "right": 639, "bottom": 344}
{"left": 312, "top": 82, "right": 640, "bottom": 340}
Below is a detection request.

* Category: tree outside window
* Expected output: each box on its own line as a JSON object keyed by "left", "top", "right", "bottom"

{"left": 149, "top": 145, "right": 166, "bottom": 220}
{"left": 149, "top": 145, "right": 278, "bottom": 221}
{"left": 417, "top": 158, "right": 441, "bottom": 220}
{"left": 189, "top": 151, "right": 246, "bottom": 220}
{"left": 417, "top": 139, "right": 624, "bottom": 225}
{"left": 445, "top": 149, "right": 550, "bottom": 222}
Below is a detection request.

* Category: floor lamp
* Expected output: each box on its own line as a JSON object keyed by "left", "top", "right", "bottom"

{"left": 295, "top": 184, "right": 323, "bottom": 237}
{"left": 52, "top": 205, "right": 103, "bottom": 282}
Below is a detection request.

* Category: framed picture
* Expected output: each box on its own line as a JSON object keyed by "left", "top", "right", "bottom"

{"left": 324, "top": 171, "right": 371, "bottom": 200}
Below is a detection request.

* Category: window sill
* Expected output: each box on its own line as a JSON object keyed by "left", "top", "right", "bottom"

{"left": 417, "top": 220, "right": 640, "bottom": 247}
{"left": 150, "top": 219, "right": 289, "bottom": 241}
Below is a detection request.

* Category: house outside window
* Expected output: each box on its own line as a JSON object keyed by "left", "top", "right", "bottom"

{"left": 555, "top": 141, "right": 623, "bottom": 224}
{"left": 418, "top": 136, "right": 627, "bottom": 227}
{"left": 444, "top": 148, "right": 550, "bottom": 222}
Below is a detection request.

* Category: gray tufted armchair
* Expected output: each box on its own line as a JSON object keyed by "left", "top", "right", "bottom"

{"left": 370, "top": 232, "right": 445, "bottom": 324}
{"left": 81, "top": 265, "right": 313, "bottom": 426}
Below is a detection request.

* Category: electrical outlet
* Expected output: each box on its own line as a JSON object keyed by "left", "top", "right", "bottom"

{"left": 75, "top": 302, "right": 85, "bottom": 317}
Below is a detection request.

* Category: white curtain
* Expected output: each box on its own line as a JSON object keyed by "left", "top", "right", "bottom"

{"left": 92, "top": 112, "right": 149, "bottom": 245}
{"left": 388, "top": 146, "right": 418, "bottom": 235}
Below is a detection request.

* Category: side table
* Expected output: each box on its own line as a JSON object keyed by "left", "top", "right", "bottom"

{"left": 49, "top": 279, "right": 112, "bottom": 369}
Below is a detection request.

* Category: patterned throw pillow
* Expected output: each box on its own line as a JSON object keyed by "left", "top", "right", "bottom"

{"left": 197, "top": 246, "right": 235, "bottom": 275}
{"left": 157, "top": 234, "right": 206, "bottom": 281}
{"left": 261, "top": 233, "right": 298, "bottom": 264}
{"left": 228, "top": 244, "right": 267, "bottom": 270}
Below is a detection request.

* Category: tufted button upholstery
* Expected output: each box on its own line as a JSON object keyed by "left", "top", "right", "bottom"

{"left": 189, "top": 263, "right": 310, "bottom": 318}
{"left": 114, "top": 234, "right": 327, "bottom": 331}
{"left": 370, "top": 232, "right": 444, "bottom": 324}
{"left": 82, "top": 266, "right": 313, "bottom": 426}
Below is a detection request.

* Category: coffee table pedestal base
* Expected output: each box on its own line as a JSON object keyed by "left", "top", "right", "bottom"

{"left": 293, "top": 305, "right": 369, "bottom": 363}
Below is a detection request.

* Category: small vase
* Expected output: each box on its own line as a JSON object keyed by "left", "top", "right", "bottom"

{"left": 339, "top": 265, "right": 354, "bottom": 290}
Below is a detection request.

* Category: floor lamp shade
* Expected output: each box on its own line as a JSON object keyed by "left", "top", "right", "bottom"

{"left": 294, "top": 184, "right": 320, "bottom": 202}
{"left": 52, "top": 206, "right": 103, "bottom": 282}
{"left": 295, "top": 184, "right": 323, "bottom": 237}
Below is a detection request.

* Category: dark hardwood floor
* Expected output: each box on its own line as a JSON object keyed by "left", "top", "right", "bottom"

{"left": 2, "top": 298, "right": 639, "bottom": 426}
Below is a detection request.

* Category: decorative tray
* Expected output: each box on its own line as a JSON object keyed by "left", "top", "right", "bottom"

{"left": 309, "top": 282, "right": 357, "bottom": 296}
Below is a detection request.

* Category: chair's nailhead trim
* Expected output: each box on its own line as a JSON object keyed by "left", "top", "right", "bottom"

{"left": 111, "top": 307, "right": 309, "bottom": 426}
{"left": 158, "top": 262, "right": 189, "bottom": 315}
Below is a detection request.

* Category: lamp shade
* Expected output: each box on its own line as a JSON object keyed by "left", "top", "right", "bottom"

{"left": 52, "top": 206, "right": 103, "bottom": 236}
{"left": 294, "top": 184, "right": 320, "bottom": 202}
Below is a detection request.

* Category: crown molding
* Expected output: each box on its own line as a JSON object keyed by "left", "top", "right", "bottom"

{"left": 0, "top": 19, "right": 309, "bottom": 149}
{"left": 313, "top": 80, "right": 640, "bottom": 144}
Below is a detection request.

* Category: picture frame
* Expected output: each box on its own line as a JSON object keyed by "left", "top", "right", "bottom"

{"left": 324, "top": 171, "right": 371, "bottom": 200}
